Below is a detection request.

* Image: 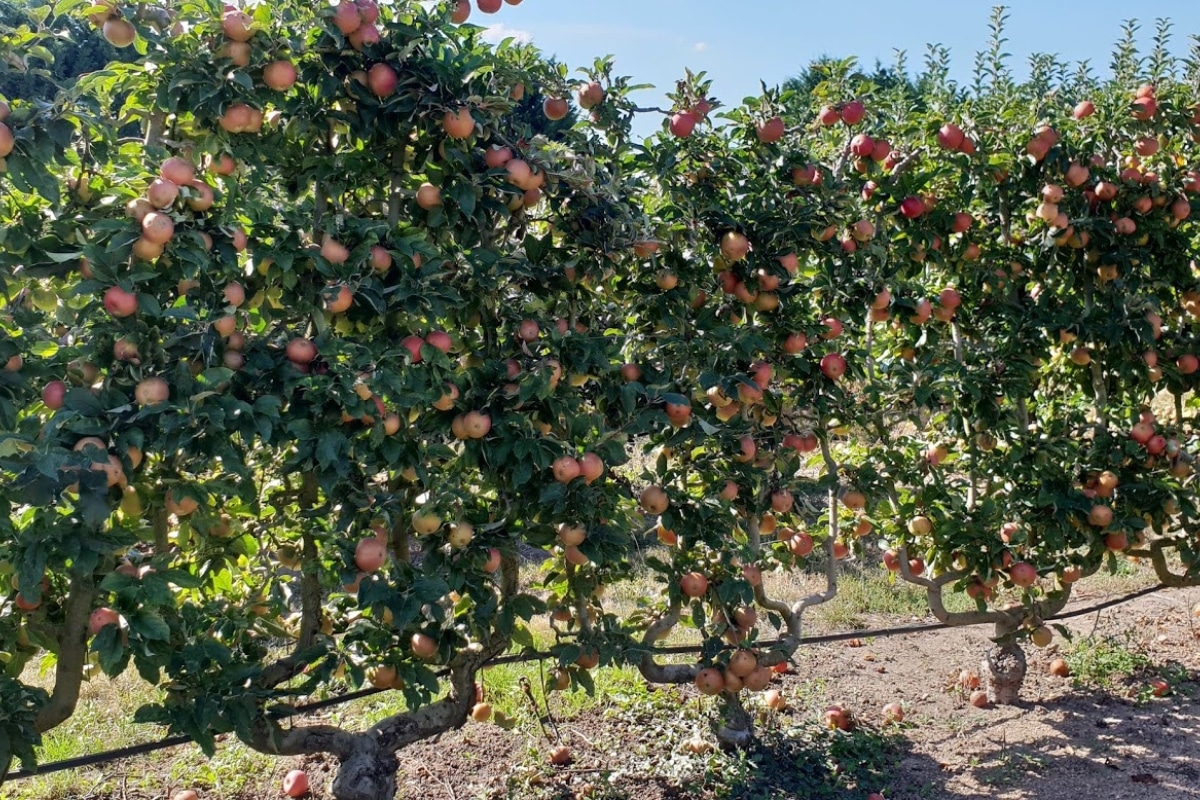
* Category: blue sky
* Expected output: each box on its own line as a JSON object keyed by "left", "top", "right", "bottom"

{"left": 480, "top": 1, "right": 1200, "bottom": 130}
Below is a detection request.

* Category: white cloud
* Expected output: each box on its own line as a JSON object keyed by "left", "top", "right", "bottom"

{"left": 693, "top": 42, "right": 709, "bottom": 52}
{"left": 481, "top": 24, "right": 534, "bottom": 45}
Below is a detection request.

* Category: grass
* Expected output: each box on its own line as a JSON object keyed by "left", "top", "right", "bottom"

{"left": 1062, "top": 633, "right": 1153, "bottom": 688}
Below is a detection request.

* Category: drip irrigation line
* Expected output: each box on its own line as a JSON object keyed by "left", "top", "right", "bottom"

{"left": 2, "top": 582, "right": 1169, "bottom": 782}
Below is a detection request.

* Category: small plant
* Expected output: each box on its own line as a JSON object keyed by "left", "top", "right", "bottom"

{"left": 1063, "top": 634, "right": 1152, "bottom": 688}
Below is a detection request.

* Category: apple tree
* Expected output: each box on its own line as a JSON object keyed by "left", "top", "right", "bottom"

{"left": 625, "top": 8, "right": 1200, "bottom": 717}
{"left": 0, "top": 0, "right": 683, "bottom": 795}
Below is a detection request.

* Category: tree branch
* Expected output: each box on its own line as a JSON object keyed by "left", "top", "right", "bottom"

{"left": 34, "top": 570, "right": 95, "bottom": 732}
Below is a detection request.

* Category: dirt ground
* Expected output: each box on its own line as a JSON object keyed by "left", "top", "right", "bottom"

{"left": 328, "top": 584, "right": 1200, "bottom": 800}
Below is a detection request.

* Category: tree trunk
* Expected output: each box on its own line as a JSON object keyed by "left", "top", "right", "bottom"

{"left": 981, "top": 622, "right": 1027, "bottom": 705}
{"left": 714, "top": 692, "right": 755, "bottom": 750}
{"left": 331, "top": 744, "right": 398, "bottom": 800}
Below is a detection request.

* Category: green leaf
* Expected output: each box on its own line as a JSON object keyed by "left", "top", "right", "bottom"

{"left": 129, "top": 609, "right": 171, "bottom": 641}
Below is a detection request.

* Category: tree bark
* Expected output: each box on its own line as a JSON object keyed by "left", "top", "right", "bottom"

{"left": 34, "top": 571, "right": 94, "bottom": 732}
{"left": 714, "top": 691, "right": 754, "bottom": 750}
{"left": 982, "top": 621, "right": 1027, "bottom": 705}
{"left": 331, "top": 744, "right": 398, "bottom": 800}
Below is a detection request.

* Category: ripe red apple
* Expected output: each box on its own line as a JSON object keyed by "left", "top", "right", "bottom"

{"left": 820, "top": 353, "right": 846, "bottom": 380}
{"left": 141, "top": 212, "right": 174, "bottom": 245}
{"left": 263, "top": 60, "right": 297, "bottom": 91}
{"left": 756, "top": 116, "right": 785, "bottom": 144}
{"left": 840, "top": 99, "right": 865, "bottom": 126}
{"left": 640, "top": 486, "right": 669, "bottom": 515}
{"left": 104, "top": 286, "right": 138, "bottom": 318}
{"left": 578, "top": 81, "right": 604, "bottom": 110}
{"left": 681, "top": 573, "right": 705, "bottom": 597}
{"left": 282, "top": 769, "right": 309, "bottom": 798}
{"left": 102, "top": 18, "right": 136, "bottom": 47}
{"left": 450, "top": 0, "right": 470, "bottom": 23}
{"left": 849, "top": 133, "right": 874, "bottom": 158}
{"left": 1009, "top": 562, "right": 1037, "bottom": 587}
{"left": 720, "top": 231, "right": 750, "bottom": 262}
{"left": 669, "top": 111, "right": 696, "bottom": 138}
{"left": 411, "top": 632, "right": 438, "bottom": 659}
{"left": 578, "top": 452, "right": 604, "bottom": 484}
{"left": 367, "top": 63, "right": 398, "bottom": 97}
{"left": 424, "top": 330, "right": 452, "bottom": 354}
{"left": 355, "top": 537, "right": 387, "bottom": 572}
{"left": 477, "top": 0, "right": 502, "bottom": 12}
{"left": 542, "top": 97, "right": 570, "bottom": 121}
{"left": 937, "top": 123, "right": 964, "bottom": 150}
{"left": 1087, "top": 504, "right": 1113, "bottom": 527}
{"left": 817, "top": 105, "right": 840, "bottom": 126}
{"left": 462, "top": 410, "right": 491, "bottom": 438}
{"left": 899, "top": 196, "right": 925, "bottom": 219}
{"left": 416, "top": 182, "right": 442, "bottom": 209}
{"left": 286, "top": 337, "right": 317, "bottom": 365}
{"left": 1073, "top": 100, "right": 1095, "bottom": 119}
{"left": 43, "top": 380, "right": 67, "bottom": 410}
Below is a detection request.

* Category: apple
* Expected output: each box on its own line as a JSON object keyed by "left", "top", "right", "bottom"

{"left": 134, "top": 377, "right": 169, "bottom": 406}
{"left": 756, "top": 116, "right": 785, "bottom": 143}
{"left": 840, "top": 99, "right": 865, "bottom": 125}
{"left": 578, "top": 81, "right": 604, "bottom": 109}
{"left": 548, "top": 744, "right": 573, "bottom": 765}
{"left": 411, "top": 632, "right": 438, "bottom": 659}
{"left": 462, "top": 410, "right": 491, "bottom": 438}
{"left": 437, "top": 106, "right": 475, "bottom": 140}
{"left": 680, "top": 572, "right": 708, "bottom": 598}
{"left": 788, "top": 532, "right": 813, "bottom": 558}
{"left": 286, "top": 338, "right": 317, "bottom": 365}
{"left": 42, "top": 380, "right": 67, "bottom": 410}
{"left": 263, "top": 60, "right": 297, "bottom": 92}
{"left": 578, "top": 452, "right": 604, "bottom": 484}
{"left": 282, "top": 769, "right": 308, "bottom": 798}
{"left": 882, "top": 702, "right": 904, "bottom": 724}
{"left": 1009, "top": 562, "right": 1037, "bottom": 587}
{"left": 367, "top": 63, "right": 398, "bottom": 97}
{"left": 551, "top": 456, "right": 581, "bottom": 483}
{"left": 669, "top": 111, "right": 697, "bottom": 138}
{"left": 849, "top": 133, "right": 874, "bottom": 158}
{"left": 542, "top": 97, "right": 570, "bottom": 121}
{"left": 1048, "top": 658, "right": 1070, "bottom": 677}
{"left": 694, "top": 667, "right": 724, "bottom": 695}
{"left": 416, "top": 182, "right": 442, "bottom": 209}
{"left": 354, "top": 537, "right": 387, "bottom": 572}
{"left": 820, "top": 353, "right": 846, "bottom": 380}
{"left": 104, "top": 286, "right": 138, "bottom": 318}
{"left": 720, "top": 231, "right": 750, "bottom": 262}
{"left": 899, "top": 196, "right": 925, "bottom": 218}
{"left": 937, "top": 123, "right": 964, "bottom": 150}
{"left": 88, "top": 607, "right": 120, "bottom": 636}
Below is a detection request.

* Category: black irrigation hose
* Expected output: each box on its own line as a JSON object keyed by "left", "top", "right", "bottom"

{"left": 2, "top": 582, "right": 1171, "bottom": 782}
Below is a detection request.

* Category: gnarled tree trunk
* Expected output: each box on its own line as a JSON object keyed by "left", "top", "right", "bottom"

{"left": 331, "top": 743, "right": 398, "bottom": 800}
{"left": 714, "top": 691, "right": 755, "bottom": 750}
{"left": 981, "top": 621, "right": 1026, "bottom": 705}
